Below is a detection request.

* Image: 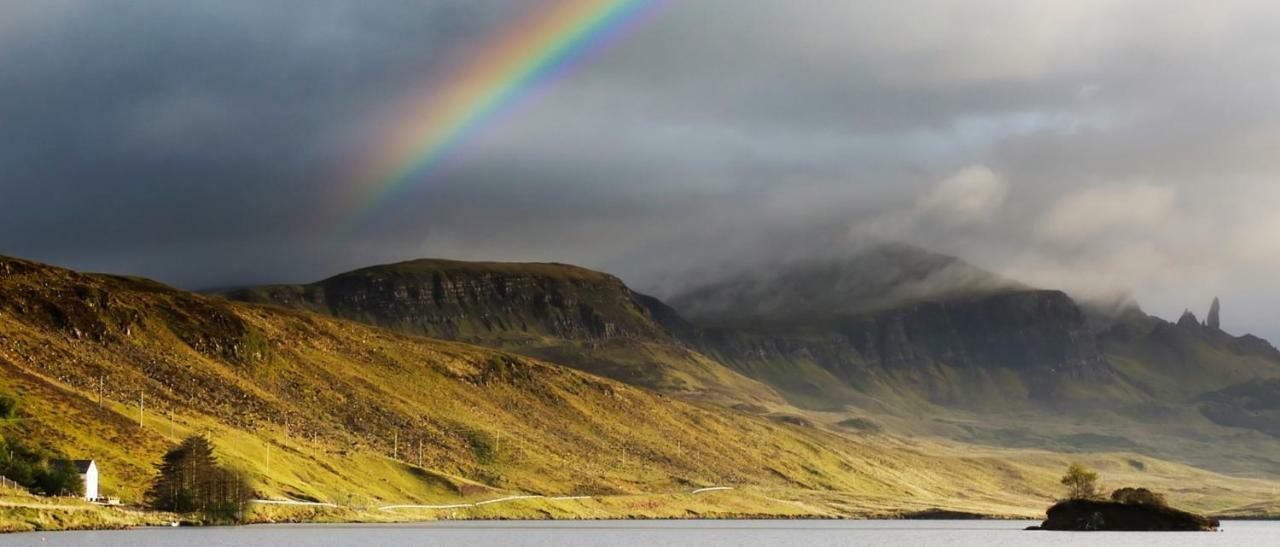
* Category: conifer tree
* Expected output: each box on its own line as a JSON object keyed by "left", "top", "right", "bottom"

{"left": 146, "top": 435, "right": 251, "bottom": 520}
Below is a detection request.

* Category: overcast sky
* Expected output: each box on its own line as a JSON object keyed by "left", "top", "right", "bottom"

{"left": 3, "top": 0, "right": 1280, "bottom": 337}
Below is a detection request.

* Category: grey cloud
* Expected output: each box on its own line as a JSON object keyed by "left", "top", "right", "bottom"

{"left": 2, "top": 1, "right": 1280, "bottom": 338}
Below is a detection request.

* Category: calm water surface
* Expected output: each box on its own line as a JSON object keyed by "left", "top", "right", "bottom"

{"left": 3, "top": 520, "right": 1277, "bottom": 546}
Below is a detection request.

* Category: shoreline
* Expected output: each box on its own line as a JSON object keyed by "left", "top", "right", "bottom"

{"left": 10, "top": 515, "right": 1280, "bottom": 537}
{"left": 6, "top": 488, "right": 1277, "bottom": 534}
{"left": 9, "top": 510, "right": 1280, "bottom": 535}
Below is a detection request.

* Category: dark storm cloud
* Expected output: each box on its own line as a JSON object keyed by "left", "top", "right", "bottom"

{"left": 3, "top": 1, "right": 1280, "bottom": 337}
{"left": 0, "top": 0, "right": 518, "bottom": 284}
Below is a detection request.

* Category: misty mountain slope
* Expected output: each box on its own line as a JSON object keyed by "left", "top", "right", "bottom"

{"left": 4, "top": 254, "right": 1278, "bottom": 517}
{"left": 668, "top": 245, "right": 1280, "bottom": 408}
{"left": 667, "top": 246, "right": 1133, "bottom": 410}
{"left": 663, "top": 246, "right": 1280, "bottom": 475}
{"left": 668, "top": 244, "right": 1022, "bottom": 328}
{"left": 1099, "top": 308, "right": 1280, "bottom": 401}
{"left": 223, "top": 258, "right": 784, "bottom": 406}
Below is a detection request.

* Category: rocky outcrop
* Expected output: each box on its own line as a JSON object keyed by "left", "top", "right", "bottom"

{"left": 225, "top": 252, "right": 1280, "bottom": 419}
{"left": 1177, "top": 310, "right": 1201, "bottom": 329}
{"left": 690, "top": 290, "right": 1118, "bottom": 408}
{"left": 221, "top": 259, "right": 787, "bottom": 405}
{"left": 224, "top": 259, "right": 670, "bottom": 344}
{"left": 1037, "top": 499, "right": 1219, "bottom": 531}
{"left": 1206, "top": 297, "right": 1221, "bottom": 330}
{"left": 836, "top": 291, "right": 1107, "bottom": 374}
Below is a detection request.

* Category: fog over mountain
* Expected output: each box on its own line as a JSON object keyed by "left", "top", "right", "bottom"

{"left": 3, "top": 1, "right": 1280, "bottom": 338}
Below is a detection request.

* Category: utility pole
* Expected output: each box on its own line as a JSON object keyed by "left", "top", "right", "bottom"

{"left": 393, "top": 431, "right": 398, "bottom": 460}
{"left": 138, "top": 390, "right": 144, "bottom": 428}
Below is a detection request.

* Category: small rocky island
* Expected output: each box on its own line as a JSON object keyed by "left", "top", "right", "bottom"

{"left": 1038, "top": 499, "right": 1220, "bottom": 532}
{"left": 1030, "top": 464, "right": 1220, "bottom": 532}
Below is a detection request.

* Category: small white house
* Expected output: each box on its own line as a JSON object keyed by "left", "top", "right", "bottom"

{"left": 55, "top": 460, "right": 98, "bottom": 500}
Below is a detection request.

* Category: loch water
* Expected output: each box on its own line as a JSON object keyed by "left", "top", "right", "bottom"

{"left": 3, "top": 519, "right": 1278, "bottom": 546}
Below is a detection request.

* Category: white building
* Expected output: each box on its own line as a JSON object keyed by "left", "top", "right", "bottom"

{"left": 56, "top": 460, "right": 98, "bottom": 500}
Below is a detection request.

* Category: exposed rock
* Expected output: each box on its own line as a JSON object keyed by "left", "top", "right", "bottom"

{"left": 220, "top": 258, "right": 786, "bottom": 404}
{"left": 1038, "top": 499, "right": 1219, "bottom": 531}
{"left": 1177, "top": 309, "right": 1201, "bottom": 329}
{"left": 766, "top": 413, "right": 814, "bottom": 427}
{"left": 692, "top": 290, "right": 1119, "bottom": 408}
{"left": 224, "top": 259, "right": 666, "bottom": 343}
{"left": 1207, "top": 297, "right": 1221, "bottom": 330}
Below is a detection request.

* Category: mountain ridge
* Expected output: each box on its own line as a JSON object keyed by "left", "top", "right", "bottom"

{"left": 221, "top": 257, "right": 782, "bottom": 406}
{"left": 5, "top": 253, "right": 1280, "bottom": 517}
{"left": 666, "top": 245, "right": 1024, "bottom": 327}
{"left": 221, "top": 247, "right": 1280, "bottom": 477}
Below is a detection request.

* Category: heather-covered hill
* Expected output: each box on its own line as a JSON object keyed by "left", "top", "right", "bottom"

{"left": 8, "top": 253, "right": 1233, "bottom": 517}
{"left": 222, "top": 248, "right": 1280, "bottom": 479}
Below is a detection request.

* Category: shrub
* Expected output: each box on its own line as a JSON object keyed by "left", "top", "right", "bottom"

{"left": 1111, "top": 487, "right": 1167, "bottom": 507}
{"left": 0, "top": 394, "right": 17, "bottom": 420}
{"left": 0, "top": 433, "right": 83, "bottom": 496}
{"left": 453, "top": 425, "right": 498, "bottom": 464}
{"left": 36, "top": 460, "right": 85, "bottom": 497}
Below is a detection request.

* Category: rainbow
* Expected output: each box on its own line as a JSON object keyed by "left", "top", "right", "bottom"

{"left": 345, "top": 0, "right": 667, "bottom": 223}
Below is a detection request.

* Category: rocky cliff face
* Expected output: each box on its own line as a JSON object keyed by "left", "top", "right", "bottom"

{"left": 834, "top": 290, "right": 1106, "bottom": 374}
{"left": 691, "top": 290, "right": 1120, "bottom": 408}
{"left": 226, "top": 251, "right": 1280, "bottom": 416}
{"left": 666, "top": 246, "right": 1280, "bottom": 412}
{"left": 225, "top": 259, "right": 670, "bottom": 345}
{"left": 223, "top": 259, "right": 785, "bottom": 405}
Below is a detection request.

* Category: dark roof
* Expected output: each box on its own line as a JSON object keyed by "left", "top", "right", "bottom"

{"left": 52, "top": 459, "right": 95, "bottom": 473}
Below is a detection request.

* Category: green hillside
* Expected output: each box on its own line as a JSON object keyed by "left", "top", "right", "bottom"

{"left": 4, "top": 254, "right": 1278, "bottom": 521}
{"left": 224, "top": 249, "right": 1280, "bottom": 481}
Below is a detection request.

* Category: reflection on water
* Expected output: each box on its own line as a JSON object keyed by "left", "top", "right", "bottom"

{"left": 3, "top": 520, "right": 1276, "bottom": 547}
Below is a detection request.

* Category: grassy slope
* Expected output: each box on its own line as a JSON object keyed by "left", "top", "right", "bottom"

{"left": 692, "top": 304, "right": 1280, "bottom": 479}
{"left": 1, "top": 255, "right": 1278, "bottom": 529}
{"left": 225, "top": 259, "right": 784, "bottom": 409}
{"left": 0, "top": 486, "right": 173, "bottom": 532}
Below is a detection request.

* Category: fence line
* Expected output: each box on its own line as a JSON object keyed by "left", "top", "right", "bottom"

{"left": 0, "top": 475, "right": 27, "bottom": 493}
